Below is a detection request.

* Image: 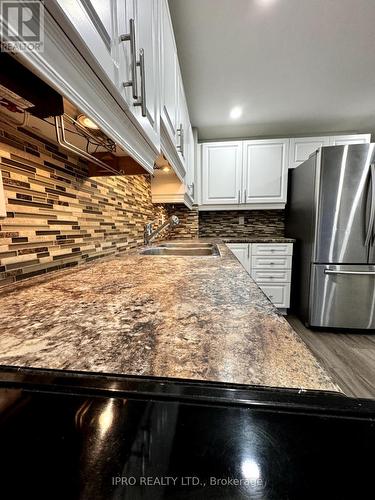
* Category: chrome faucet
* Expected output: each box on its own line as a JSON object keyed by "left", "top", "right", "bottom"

{"left": 144, "top": 215, "right": 180, "bottom": 245}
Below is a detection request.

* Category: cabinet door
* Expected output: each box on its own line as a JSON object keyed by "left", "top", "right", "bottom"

{"left": 176, "top": 70, "right": 189, "bottom": 168}
{"left": 160, "top": 0, "right": 179, "bottom": 142}
{"left": 184, "top": 124, "right": 195, "bottom": 202}
{"left": 201, "top": 142, "right": 243, "bottom": 205}
{"left": 54, "top": 0, "right": 119, "bottom": 84}
{"left": 132, "top": 0, "right": 160, "bottom": 149}
{"left": 243, "top": 139, "right": 289, "bottom": 204}
{"left": 117, "top": 0, "right": 160, "bottom": 149}
{"left": 258, "top": 283, "right": 291, "bottom": 308}
{"left": 289, "top": 137, "right": 330, "bottom": 169}
{"left": 330, "top": 134, "right": 371, "bottom": 146}
{"left": 226, "top": 244, "right": 250, "bottom": 272}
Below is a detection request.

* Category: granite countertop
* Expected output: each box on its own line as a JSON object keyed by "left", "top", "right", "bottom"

{"left": 223, "top": 236, "right": 296, "bottom": 243}
{"left": 0, "top": 240, "right": 338, "bottom": 392}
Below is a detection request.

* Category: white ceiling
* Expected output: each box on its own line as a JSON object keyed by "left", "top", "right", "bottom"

{"left": 168, "top": 0, "right": 375, "bottom": 141}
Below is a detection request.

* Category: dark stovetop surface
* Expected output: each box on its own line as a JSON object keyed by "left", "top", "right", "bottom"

{"left": 0, "top": 366, "right": 374, "bottom": 500}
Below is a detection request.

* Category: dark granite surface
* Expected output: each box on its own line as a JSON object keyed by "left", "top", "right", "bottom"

{"left": 0, "top": 240, "right": 337, "bottom": 392}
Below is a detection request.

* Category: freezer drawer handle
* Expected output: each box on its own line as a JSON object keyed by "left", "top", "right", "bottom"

{"left": 324, "top": 270, "right": 375, "bottom": 276}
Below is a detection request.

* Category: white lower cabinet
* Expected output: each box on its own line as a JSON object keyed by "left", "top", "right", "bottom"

{"left": 226, "top": 243, "right": 250, "bottom": 272}
{"left": 251, "top": 255, "right": 292, "bottom": 270}
{"left": 256, "top": 283, "right": 291, "bottom": 309}
{"left": 227, "top": 242, "right": 293, "bottom": 311}
{"left": 250, "top": 269, "right": 292, "bottom": 283}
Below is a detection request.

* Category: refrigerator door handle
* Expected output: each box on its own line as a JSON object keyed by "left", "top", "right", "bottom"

{"left": 365, "top": 163, "right": 375, "bottom": 247}
{"left": 324, "top": 269, "right": 375, "bottom": 276}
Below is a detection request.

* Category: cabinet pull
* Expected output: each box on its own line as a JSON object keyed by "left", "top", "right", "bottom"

{"left": 247, "top": 245, "right": 250, "bottom": 259}
{"left": 134, "top": 49, "right": 147, "bottom": 117}
{"left": 120, "top": 18, "right": 138, "bottom": 99}
{"left": 238, "top": 190, "right": 241, "bottom": 204}
{"left": 177, "top": 124, "right": 184, "bottom": 156}
{"left": 244, "top": 189, "right": 247, "bottom": 203}
{"left": 188, "top": 182, "right": 194, "bottom": 197}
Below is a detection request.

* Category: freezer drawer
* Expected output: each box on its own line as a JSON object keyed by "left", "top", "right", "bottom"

{"left": 310, "top": 264, "right": 375, "bottom": 329}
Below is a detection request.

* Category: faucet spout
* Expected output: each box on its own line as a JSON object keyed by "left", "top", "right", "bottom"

{"left": 144, "top": 215, "right": 179, "bottom": 245}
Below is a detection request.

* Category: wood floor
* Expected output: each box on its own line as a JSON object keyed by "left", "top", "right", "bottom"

{"left": 287, "top": 315, "right": 375, "bottom": 400}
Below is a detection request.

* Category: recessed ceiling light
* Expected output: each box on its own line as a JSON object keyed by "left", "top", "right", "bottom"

{"left": 257, "top": 0, "right": 278, "bottom": 6}
{"left": 230, "top": 106, "right": 243, "bottom": 120}
{"left": 162, "top": 165, "right": 171, "bottom": 172}
{"left": 76, "top": 114, "right": 99, "bottom": 130}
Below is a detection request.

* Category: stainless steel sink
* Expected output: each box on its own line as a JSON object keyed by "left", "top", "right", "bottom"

{"left": 159, "top": 242, "right": 214, "bottom": 249}
{"left": 140, "top": 245, "right": 220, "bottom": 256}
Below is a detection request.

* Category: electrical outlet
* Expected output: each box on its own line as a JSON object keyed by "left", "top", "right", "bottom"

{"left": 239, "top": 216, "right": 245, "bottom": 225}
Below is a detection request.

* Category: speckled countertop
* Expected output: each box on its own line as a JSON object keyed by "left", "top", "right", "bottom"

{"left": 223, "top": 236, "right": 296, "bottom": 243}
{"left": 0, "top": 240, "right": 338, "bottom": 392}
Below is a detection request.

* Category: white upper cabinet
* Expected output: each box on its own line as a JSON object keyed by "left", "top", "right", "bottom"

{"left": 54, "top": 0, "right": 120, "bottom": 84}
{"left": 184, "top": 124, "right": 195, "bottom": 202}
{"left": 53, "top": 0, "right": 160, "bottom": 150}
{"left": 330, "top": 134, "right": 371, "bottom": 146}
{"left": 201, "top": 142, "right": 243, "bottom": 205}
{"left": 289, "top": 137, "right": 330, "bottom": 169}
{"left": 118, "top": 0, "right": 160, "bottom": 149}
{"left": 289, "top": 134, "right": 371, "bottom": 168}
{"left": 243, "top": 139, "right": 289, "bottom": 204}
{"left": 160, "top": 0, "right": 179, "bottom": 143}
{"left": 200, "top": 139, "right": 288, "bottom": 208}
{"left": 159, "top": 1, "right": 190, "bottom": 180}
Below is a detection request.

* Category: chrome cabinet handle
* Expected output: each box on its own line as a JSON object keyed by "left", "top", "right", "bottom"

{"left": 238, "top": 190, "right": 241, "bottom": 204}
{"left": 121, "top": 18, "right": 138, "bottom": 99}
{"left": 365, "top": 163, "right": 375, "bottom": 247}
{"left": 247, "top": 244, "right": 250, "bottom": 259}
{"left": 177, "top": 124, "right": 184, "bottom": 156}
{"left": 324, "top": 269, "right": 375, "bottom": 276}
{"left": 188, "top": 182, "right": 194, "bottom": 197}
{"left": 134, "top": 49, "right": 146, "bottom": 117}
{"left": 244, "top": 189, "right": 247, "bottom": 203}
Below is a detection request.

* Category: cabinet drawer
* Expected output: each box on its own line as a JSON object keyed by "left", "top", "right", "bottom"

{"left": 258, "top": 283, "right": 291, "bottom": 308}
{"left": 251, "top": 269, "right": 291, "bottom": 283}
{"left": 252, "top": 243, "right": 293, "bottom": 256}
{"left": 251, "top": 255, "right": 292, "bottom": 269}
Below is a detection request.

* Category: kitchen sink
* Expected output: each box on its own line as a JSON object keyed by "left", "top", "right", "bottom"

{"left": 140, "top": 245, "right": 220, "bottom": 257}
{"left": 158, "top": 242, "right": 214, "bottom": 248}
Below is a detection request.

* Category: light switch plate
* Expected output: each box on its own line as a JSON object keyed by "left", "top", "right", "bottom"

{"left": 239, "top": 216, "right": 245, "bottom": 225}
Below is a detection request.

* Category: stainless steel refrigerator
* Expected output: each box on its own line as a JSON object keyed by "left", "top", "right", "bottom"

{"left": 286, "top": 143, "right": 375, "bottom": 329}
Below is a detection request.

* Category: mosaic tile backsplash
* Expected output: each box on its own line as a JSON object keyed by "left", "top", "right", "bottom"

{"left": 0, "top": 122, "right": 194, "bottom": 287}
{"left": 0, "top": 122, "right": 286, "bottom": 287}
{"left": 198, "top": 210, "right": 285, "bottom": 238}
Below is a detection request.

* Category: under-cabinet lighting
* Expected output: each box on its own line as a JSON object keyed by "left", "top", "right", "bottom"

{"left": 76, "top": 114, "right": 99, "bottom": 130}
